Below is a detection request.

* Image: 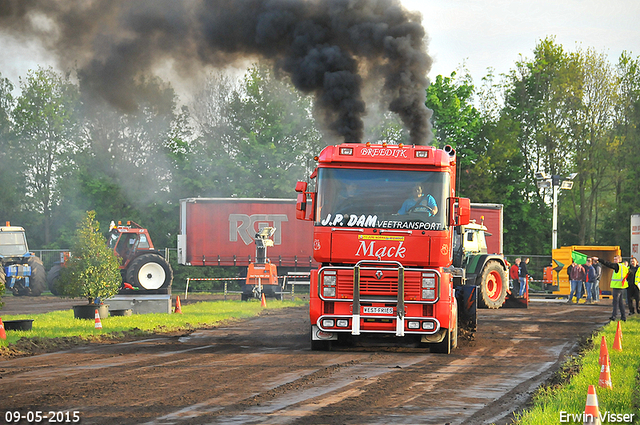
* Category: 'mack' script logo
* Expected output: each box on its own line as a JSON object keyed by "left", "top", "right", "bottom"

{"left": 360, "top": 147, "right": 408, "bottom": 158}
{"left": 356, "top": 240, "right": 406, "bottom": 259}
{"left": 229, "top": 214, "right": 288, "bottom": 245}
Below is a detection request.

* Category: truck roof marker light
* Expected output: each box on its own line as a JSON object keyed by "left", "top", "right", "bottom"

{"left": 415, "top": 150, "right": 429, "bottom": 158}
{"left": 314, "top": 156, "right": 319, "bottom": 161}
{"left": 366, "top": 142, "right": 371, "bottom": 147}
{"left": 399, "top": 143, "right": 404, "bottom": 148}
{"left": 382, "top": 142, "right": 388, "bottom": 147}
{"left": 339, "top": 147, "right": 353, "bottom": 155}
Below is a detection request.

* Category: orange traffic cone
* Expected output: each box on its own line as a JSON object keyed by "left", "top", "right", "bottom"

{"left": 94, "top": 309, "right": 103, "bottom": 330}
{"left": 613, "top": 321, "right": 622, "bottom": 351}
{"left": 598, "top": 336, "right": 609, "bottom": 367}
{"left": 261, "top": 292, "right": 267, "bottom": 308}
{"left": 598, "top": 351, "right": 612, "bottom": 389}
{"left": 584, "top": 385, "right": 601, "bottom": 425}
{"left": 174, "top": 296, "right": 183, "bottom": 314}
{"left": 0, "top": 317, "right": 6, "bottom": 340}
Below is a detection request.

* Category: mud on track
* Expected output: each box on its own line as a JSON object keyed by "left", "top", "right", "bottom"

{"left": 0, "top": 301, "right": 611, "bottom": 425}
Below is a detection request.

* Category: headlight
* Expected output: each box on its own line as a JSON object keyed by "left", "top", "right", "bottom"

{"left": 323, "top": 287, "right": 336, "bottom": 297}
{"left": 408, "top": 321, "right": 420, "bottom": 329}
{"left": 337, "top": 319, "right": 349, "bottom": 327}
{"left": 323, "top": 273, "right": 336, "bottom": 286}
{"left": 422, "top": 321, "right": 435, "bottom": 330}
{"left": 422, "top": 289, "right": 436, "bottom": 299}
{"left": 322, "top": 319, "right": 335, "bottom": 327}
{"left": 422, "top": 275, "right": 436, "bottom": 289}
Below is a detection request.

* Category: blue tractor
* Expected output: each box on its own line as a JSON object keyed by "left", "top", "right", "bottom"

{"left": 0, "top": 223, "right": 46, "bottom": 296}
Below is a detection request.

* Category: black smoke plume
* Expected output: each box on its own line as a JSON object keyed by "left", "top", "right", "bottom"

{"left": 0, "top": 0, "right": 433, "bottom": 144}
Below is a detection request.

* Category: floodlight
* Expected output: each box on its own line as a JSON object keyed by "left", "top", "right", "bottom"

{"left": 537, "top": 180, "right": 551, "bottom": 188}
{"left": 535, "top": 172, "right": 550, "bottom": 180}
{"left": 560, "top": 181, "right": 574, "bottom": 190}
{"left": 568, "top": 172, "right": 578, "bottom": 180}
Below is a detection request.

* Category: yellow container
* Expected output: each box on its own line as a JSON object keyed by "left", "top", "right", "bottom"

{"left": 551, "top": 245, "right": 621, "bottom": 297}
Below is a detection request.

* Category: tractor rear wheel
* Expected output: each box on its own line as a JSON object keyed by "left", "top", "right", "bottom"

{"left": 126, "top": 253, "right": 173, "bottom": 291}
{"left": 27, "top": 256, "right": 46, "bottom": 296}
{"left": 478, "top": 261, "right": 507, "bottom": 309}
{"left": 47, "top": 264, "right": 62, "bottom": 295}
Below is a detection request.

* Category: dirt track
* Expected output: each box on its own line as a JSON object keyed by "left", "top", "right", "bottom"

{"left": 0, "top": 298, "right": 611, "bottom": 425}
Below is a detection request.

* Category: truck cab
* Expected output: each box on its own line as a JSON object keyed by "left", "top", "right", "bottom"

{"left": 296, "top": 143, "right": 472, "bottom": 353}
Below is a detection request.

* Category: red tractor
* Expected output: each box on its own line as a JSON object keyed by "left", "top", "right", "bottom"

{"left": 48, "top": 221, "right": 173, "bottom": 295}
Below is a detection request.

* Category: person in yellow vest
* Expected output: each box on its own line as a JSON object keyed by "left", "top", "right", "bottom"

{"left": 593, "top": 255, "right": 628, "bottom": 321}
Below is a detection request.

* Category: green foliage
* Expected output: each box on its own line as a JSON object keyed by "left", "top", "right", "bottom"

{"left": 58, "top": 211, "right": 122, "bottom": 304}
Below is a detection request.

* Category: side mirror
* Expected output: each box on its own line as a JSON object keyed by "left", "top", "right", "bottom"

{"left": 295, "top": 181, "right": 314, "bottom": 221}
{"left": 449, "top": 197, "right": 470, "bottom": 226}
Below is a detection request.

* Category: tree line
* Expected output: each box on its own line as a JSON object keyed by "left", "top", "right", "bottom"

{"left": 1, "top": 37, "right": 639, "bottom": 257}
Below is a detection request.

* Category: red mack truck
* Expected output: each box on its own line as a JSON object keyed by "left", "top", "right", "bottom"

{"left": 295, "top": 142, "right": 477, "bottom": 353}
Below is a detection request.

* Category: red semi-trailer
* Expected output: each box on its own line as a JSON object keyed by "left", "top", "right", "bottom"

{"left": 295, "top": 143, "right": 475, "bottom": 353}
{"left": 177, "top": 198, "right": 315, "bottom": 269}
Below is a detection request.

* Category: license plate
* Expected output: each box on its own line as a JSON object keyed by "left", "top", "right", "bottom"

{"left": 362, "top": 306, "right": 394, "bottom": 314}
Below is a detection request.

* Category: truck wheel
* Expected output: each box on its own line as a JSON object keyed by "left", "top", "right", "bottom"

{"left": 126, "top": 253, "right": 173, "bottom": 291}
{"left": 47, "top": 264, "right": 62, "bottom": 296}
{"left": 478, "top": 261, "right": 507, "bottom": 309}
{"left": 310, "top": 327, "right": 332, "bottom": 351}
{"left": 430, "top": 328, "right": 451, "bottom": 354}
{"left": 27, "top": 256, "right": 46, "bottom": 296}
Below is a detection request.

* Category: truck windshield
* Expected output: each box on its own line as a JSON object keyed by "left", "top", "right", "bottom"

{"left": 0, "top": 232, "right": 29, "bottom": 256}
{"left": 315, "top": 168, "right": 449, "bottom": 231}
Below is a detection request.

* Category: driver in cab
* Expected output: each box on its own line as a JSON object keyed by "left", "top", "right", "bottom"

{"left": 398, "top": 183, "right": 438, "bottom": 216}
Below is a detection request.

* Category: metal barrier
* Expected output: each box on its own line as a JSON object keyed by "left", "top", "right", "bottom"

{"left": 184, "top": 273, "right": 310, "bottom": 301}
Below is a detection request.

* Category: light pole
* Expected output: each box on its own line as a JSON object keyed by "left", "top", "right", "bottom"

{"left": 536, "top": 172, "right": 577, "bottom": 250}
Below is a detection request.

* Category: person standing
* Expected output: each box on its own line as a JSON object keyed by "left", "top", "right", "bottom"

{"left": 627, "top": 257, "right": 640, "bottom": 315}
{"left": 591, "top": 258, "right": 602, "bottom": 302}
{"left": 593, "top": 255, "right": 628, "bottom": 321}
{"left": 510, "top": 258, "right": 521, "bottom": 294}
{"left": 567, "top": 260, "right": 586, "bottom": 303}
{"left": 583, "top": 258, "right": 596, "bottom": 304}
{"left": 519, "top": 257, "right": 530, "bottom": 297}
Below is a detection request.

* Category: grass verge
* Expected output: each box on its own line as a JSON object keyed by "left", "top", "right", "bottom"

{"left": 0, "top": 299, "right": 308, "bottom": 358}
{"left": 513, "top": 315, "right": 640, "bottom": 425}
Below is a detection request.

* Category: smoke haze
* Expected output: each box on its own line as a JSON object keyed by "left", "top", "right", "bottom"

{"left": 0, "top": 0, "right": 433, "bottom": 144}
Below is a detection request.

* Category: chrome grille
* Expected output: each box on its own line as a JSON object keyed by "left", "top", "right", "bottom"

{"left": 335, "top": 269, "right": 421, "bottom": 298}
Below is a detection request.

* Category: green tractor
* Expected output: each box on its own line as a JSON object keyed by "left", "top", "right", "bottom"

{"left": 0, "top": 223, "right": 47, "bottom": 296}
{"left": 452, "top": 219, "right": 512, "bottom": 309}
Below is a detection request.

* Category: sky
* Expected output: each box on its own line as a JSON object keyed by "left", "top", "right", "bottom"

{"left": 1, "top": 0, "right": 639, "bottom": 89}
{"left": 403, "top": 0, "right": 640, "bottom": 83}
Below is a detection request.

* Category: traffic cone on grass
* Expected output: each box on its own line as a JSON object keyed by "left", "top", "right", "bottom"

{"left": 261, "top": 292, "right": 267, "bottom": 308}
{"left": 613, "top": 321, "right": 622, "bottom": 351}
{"left": 94, "top": 309, "right": 103, "bottom": 330}
{"left": 598, "top": 348, "right": 612, "bottom": 389}
{"left": 174, "top": 296, "right": 183, "bottom": 314}
{"left": 583, "top": 385, "right": 601, "bottom": 425}
{"left": 598, "top": 336, "right": 609, "bottom": 367}
{"left": 0, "top": 318, "right": 6, "bottom": 340}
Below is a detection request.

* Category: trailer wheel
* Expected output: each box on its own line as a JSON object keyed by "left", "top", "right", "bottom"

{"left": 126, "top": 253, "right": 173, "bottom": 291}
{"left": 478, "top": 261, "right": 507, "bottom": 309}
{"left": 27, "top": 256, "right": 46, "bottom": 296}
